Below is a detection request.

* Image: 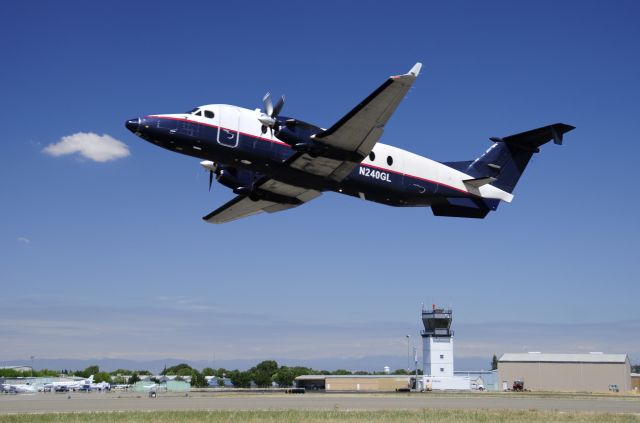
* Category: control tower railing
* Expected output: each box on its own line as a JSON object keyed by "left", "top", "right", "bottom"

{"left": 421, "top": 306, "right": 453, "bottom": 337}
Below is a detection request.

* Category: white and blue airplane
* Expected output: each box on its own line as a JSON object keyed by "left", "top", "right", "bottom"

{"left": 126, "top": 63, "right": 574, "bottom": 223}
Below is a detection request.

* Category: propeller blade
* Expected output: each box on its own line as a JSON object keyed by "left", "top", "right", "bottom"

{"left": 262, "top": 92, "right": 273, "bottom": 117}
{"left": 208, "top": 171, "right": 214, "bottom": 191}
{"left": 272, "top": 95, "right": 285, "bottom": 117}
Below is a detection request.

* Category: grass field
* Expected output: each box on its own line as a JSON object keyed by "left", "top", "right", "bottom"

{"left": 0, "top": 410, "right": 638, "bottom": 423}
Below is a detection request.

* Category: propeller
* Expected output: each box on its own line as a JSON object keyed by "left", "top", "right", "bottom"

{"left": 258, "top": 92, "right": 285, "bottom": 135}
{"left": 199, "top": 161, "right": 218, "bottom": 191}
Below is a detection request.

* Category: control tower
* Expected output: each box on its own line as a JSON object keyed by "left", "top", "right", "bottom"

{"left": 421, "top": 304, "right": 454, "bottom": 377}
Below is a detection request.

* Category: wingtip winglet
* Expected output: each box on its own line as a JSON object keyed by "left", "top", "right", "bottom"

{"left": 409, "top": 62, "right": 422, "bottom": 77}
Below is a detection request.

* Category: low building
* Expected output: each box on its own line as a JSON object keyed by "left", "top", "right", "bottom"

{"left": 498, "top": 352, "right": 631, "bottom": 392}
{"left": 295, "top": 375, "right": 410, "bottom": 392}
{"left": 0, "top": 366, "right": 32, "bottom": 373}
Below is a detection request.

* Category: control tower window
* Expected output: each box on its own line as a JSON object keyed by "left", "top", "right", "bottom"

{"left": 204, "top": 110, "right": 214, "bottom": 119}
{"left": 194, "top": 111, "right": 202, "bottom": 116}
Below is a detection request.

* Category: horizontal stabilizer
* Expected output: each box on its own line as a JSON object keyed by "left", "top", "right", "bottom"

{"left": 463, "top": 176, "right": 497, "bottom": 188}
{"left": 493, "top": 123, "right": 575, "bottom": 150}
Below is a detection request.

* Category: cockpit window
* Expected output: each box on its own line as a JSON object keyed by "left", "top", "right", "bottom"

{"left": 204, "top": 110, "right": 214, "bottom": 119}
{"left": 188, "top": 107, "right": 200, "bottom": 114}
{"left": 195, "top": 111, "right": 202, "bottom": 116}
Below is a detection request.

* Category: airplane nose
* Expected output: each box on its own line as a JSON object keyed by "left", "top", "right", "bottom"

{"left": 125, "top": 118, "right": 141, "bottom": 133}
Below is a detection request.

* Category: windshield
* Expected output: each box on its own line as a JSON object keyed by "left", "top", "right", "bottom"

{"left": 188, "top": 107, "right": 200, "bottom": 114}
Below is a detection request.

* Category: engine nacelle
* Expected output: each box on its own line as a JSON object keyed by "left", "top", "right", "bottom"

{"left": 274, "top": 118, "right": 322, "bottom": 146}
{"left": 215, "top": 166, "right": 254, "bottom": 191}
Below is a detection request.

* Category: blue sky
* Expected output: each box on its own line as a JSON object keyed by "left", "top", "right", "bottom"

{"left": 1, "top": 0, "right": 639, "bottom": 371}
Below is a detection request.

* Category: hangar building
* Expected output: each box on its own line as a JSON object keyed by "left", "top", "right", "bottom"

{"left": 498, "top": 352, "right": 631, "bottom": 392}
{"left": 295, "top": 375, "right": 410, "bottom": 392}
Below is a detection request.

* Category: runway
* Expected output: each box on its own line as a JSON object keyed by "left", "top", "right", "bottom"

{"left": 1, "top": 392, "right": 639, "bottom": 415}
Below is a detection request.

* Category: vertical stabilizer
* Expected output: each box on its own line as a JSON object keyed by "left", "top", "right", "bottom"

{"left": 467, "top": 123, "right": 575, "bottom": 193}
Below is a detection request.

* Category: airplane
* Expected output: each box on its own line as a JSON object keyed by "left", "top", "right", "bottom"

{"left": 125, "top": 63, "right": 574, "bottom": 223}
{"left": 79, "top": 381, "right": 111, "bottom": 392}
{"left": 1, "top": 382, "right": 38, "bottom": 393}
{"left": 44, "top": 375, "right": 94, "bottom": 392}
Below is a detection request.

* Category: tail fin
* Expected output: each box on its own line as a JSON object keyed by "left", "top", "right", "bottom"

{"left": 463, "top": 123, "right": 575, "bottom": 193}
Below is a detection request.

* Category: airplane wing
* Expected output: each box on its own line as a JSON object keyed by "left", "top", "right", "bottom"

{"left": 204, "top": 63, "right": 420, "bottom": 223}
{"left": 203, "top": 179, "right": 321, "bottom": 224}
{"left": 289, "top": 63, "right": 421, "bottom": 181}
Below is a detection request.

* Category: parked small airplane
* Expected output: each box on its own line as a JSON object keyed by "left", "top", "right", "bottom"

{"left": 80, "top": 381, "right": 111, "bottom": 391}
{"left": 1, "top": 382, "right": 38, "bottom": 393}
{"left": 126, "top": 63, "right": 574, "bottom": 223}
{"left": 44, "top": 375, "right": 94, "bottom": 392}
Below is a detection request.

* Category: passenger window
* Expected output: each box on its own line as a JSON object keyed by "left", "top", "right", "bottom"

{"left": 204, "top": 110, "right": 214, "bottom": 119}
{"left": 369, "top": 152, "right": 375, "bottom": 161}
{"left": 387, "top": 156, "right": 393, "bottom": 166}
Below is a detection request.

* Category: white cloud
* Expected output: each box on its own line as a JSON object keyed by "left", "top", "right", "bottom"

{"left": 43, "top": 132, "right": 130, "bottom": 162}
{"left": 16, "top": 237, "right": 30, "bottom": 244}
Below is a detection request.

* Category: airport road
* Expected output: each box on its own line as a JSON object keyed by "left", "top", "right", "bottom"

{"left": 1, "top": 392, "right": 639, "bottom": 415}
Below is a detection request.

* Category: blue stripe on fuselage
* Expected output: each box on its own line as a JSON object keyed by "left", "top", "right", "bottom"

{"left": 140, "top": 115, "right": 478, "bottom": 207}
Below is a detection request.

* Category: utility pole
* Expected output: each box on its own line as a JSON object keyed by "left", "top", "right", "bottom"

{"left": 414, "top": 347, "right": 418, "bottom": 389}
{"left": 406, "top": 335, "right": 411, "bottom": 373}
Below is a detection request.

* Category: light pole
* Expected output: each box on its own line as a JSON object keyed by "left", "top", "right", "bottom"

{"left": 405, "top": 335, "right": 411, "bottom": 373}
{"left": 413, "top": 346, "right": 418, "bottom": 388}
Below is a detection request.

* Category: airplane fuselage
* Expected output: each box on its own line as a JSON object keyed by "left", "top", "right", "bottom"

{"left": 130, "top": 104, "right": 510, "bottom": 209}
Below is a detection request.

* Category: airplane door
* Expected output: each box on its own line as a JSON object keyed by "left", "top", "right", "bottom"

{"left": 217, "top": 106, "right": 240, "bottom": 148}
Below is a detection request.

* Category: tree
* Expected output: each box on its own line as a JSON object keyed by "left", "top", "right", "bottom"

{"left": 191, "top": 370, "right": 207, "bottom": 388}
{"left": 228, "top": 370, "right": 252, "bottom": 388}
{"left": 162, "top": 363, "right": 193, "bottom": 375}
{"left": 110, "top": 369, "right": 133, "bottom": 376}
{"left": 272, "top": 367, "right": 295, "bottom": 387}
{"left": 94, "top": 372, "right": 112, "bottom": 383}
{"left": 202, "top": 367, "right": 215, "bottom": 377}
{"left": 491, "top": 355, "right": 499, "bottom": 370}
{"left": 251, "top": 360, "right": 278, "bottom": 387}
{"left": 273, "top": 366, "right": 316, "bottom": 387}
{"left": 332, "top": 369, "right": 352, "bottom": 375}
{"left": 128, "top": 373, "right": 141, "bottom": 384}
{"left": 76, "top": 365, "right": 99, "bottom": 378}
